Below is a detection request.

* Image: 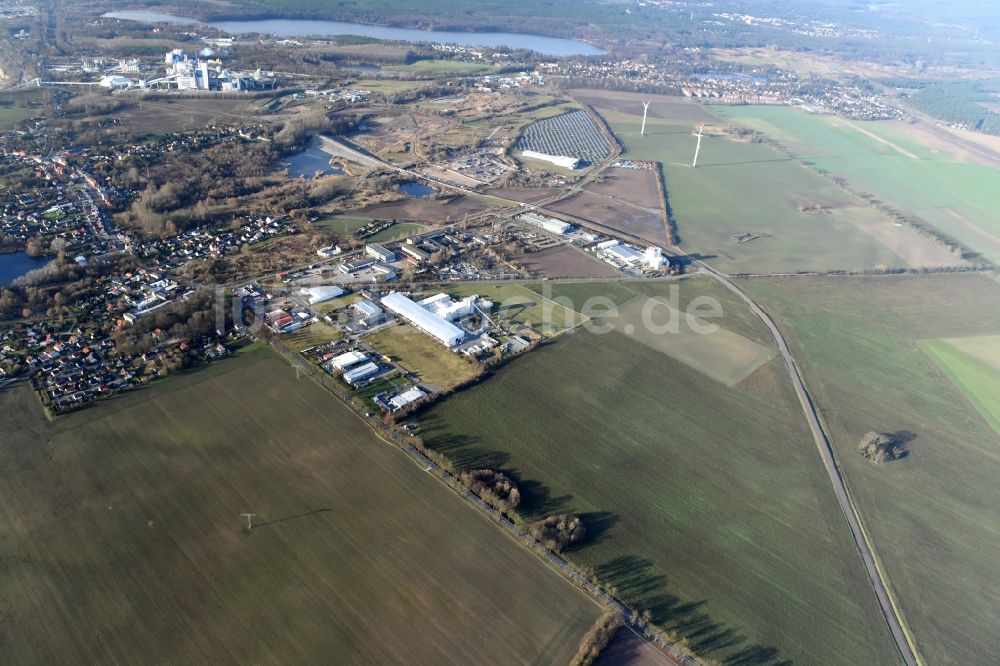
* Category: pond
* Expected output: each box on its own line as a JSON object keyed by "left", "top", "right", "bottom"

{"left": 284, "top": 142, "right": 345, "bottom": 178}
{"left": 0, "top": 252, "right": 52, "bottom": 287}
{"left": 102, "top": 11, "right": 605, "bottom": 56}
{"left": 400, "top": 182, "right": 436, "bottom": 198}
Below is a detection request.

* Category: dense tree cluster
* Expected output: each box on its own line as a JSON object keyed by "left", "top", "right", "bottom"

{"left": 534, "top": 514, "right": 586, "bottom": 552}
{"left": 859, "top": 431, "right": 904, "bottom": 464}
{"left": 908, "top": 80, "right": 1000, "bottom": 135}
{"left": 112, "top": 289, "right": 226, "bottom": 357}
{"left": 63, "top": 94, "right": 128, "bottom": 116}
{"left": 458, "top": 469, "right": 521, "bottom": 512}
{"left": 571, "top": 611, "right": 623, "bottom": 666}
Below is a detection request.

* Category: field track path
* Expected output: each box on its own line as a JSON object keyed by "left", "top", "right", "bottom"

{"left": 693, "top": 261, "right": 920, "bottom": 666}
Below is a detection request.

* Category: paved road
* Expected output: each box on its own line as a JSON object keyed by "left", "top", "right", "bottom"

{"left": 694, "top": 261, "right": 920, "bottom": 666}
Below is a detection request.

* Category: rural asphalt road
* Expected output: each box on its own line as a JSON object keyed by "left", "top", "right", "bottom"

{"left": 699, "top": 263, "right": 920, "bottom": 666}
{"left": 242, "top": 136, "right": 919, "bottom": 663}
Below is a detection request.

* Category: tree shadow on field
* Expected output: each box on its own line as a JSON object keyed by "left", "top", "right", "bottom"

{"left": 577, "top": 511, "right": 619, "bottom": 548}
{"left": 888, "top": 430, "right": 917, "bottom": 459}
{"left": 678, "top": 253, "right": 717, "bottom": 264}
{"left": 596, "top": 554, "right": 783, "bottom": 665}
{"left": 514, "top": 477, "right": 574, "bottom": 519}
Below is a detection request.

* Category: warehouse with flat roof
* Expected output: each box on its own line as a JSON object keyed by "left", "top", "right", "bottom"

{"left": 381, "top": 292, "right": 466, "bottom": 347}
{"left": 343, "top": 361, "right": 379, "bottom": 385}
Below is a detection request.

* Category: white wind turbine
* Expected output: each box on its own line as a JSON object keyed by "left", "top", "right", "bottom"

{"left": 692, "top": 124, "right": 705, "bottom": 167}
{"left": 640, "top": 100, "right": 651, "bottom": 136}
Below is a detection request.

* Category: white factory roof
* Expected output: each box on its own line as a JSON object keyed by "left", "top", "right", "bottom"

{"left": 606, "top": 244, "right": 645, "bottom": 263}
{"left": 331, "top": 350, "right": 367, "bottom": 370}
{"left": 382, "top": 292, "right": 465, "bottom": 347}
{"left": 343, "top": 361, "right": 379, "bottom": 384}
{"left": 300, "top": 285, "right": 346, "bottom": 304}
{"left": 353, "top": 299, "right": 383, "bottom": 317}
{"left": 390, "top": 387, "right": 426, "bottom": 410}
{"left": 521, "top": 150, "right": 580, "bottom": 170}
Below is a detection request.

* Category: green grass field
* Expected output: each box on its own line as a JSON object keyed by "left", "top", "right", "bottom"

{"left": 282, "top": 321, "right": 342, "bottom": 351}
{"left": 312, "top": 217, "right": 425, "bottom": 242}
{"left": 367, "top": 221, "right": 426, "bottom": 242}
{"left": 349, "top": 79, "right": 429, "bottom": 94}
{"left": 389, "top": 59, "right": 495, "bottom": 74}
{"left": 0, "top": 91, "right": 43, "bottom": 129}
{"left": 445, "top": 282, "right": 588, "bottom": 336}
{"left": 365, "top": 323, "right": 481, "bottom": 389}
{"left": 742, "top": 273, "right": 1000, "bottom": 665}
{"left": 575, "top": 90, "right": 964, "bottom": 274}
{"left": 420, "top": 280, "right": 897, "bottom": 665}
{"left": 312, "top": 215, "right": 370, "bottom": 233}
{"left": 713, "top": 105, "right": 1000, "bottom": 263}
{"left": 0, "top": 346, "right": 600, "bottom": 663}
{"left": 920, "top": 336, "right": 1000, "bottom": 435}
{"left": 609, "top": 294, "right": 775, "bottom": 385}
{"left": 531, "top": 278, "right": 773, "bottom": 345}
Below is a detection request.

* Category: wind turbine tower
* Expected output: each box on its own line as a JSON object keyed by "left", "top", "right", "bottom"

{"left": 640, "top": 100, "right": 651, "bottom": 136}
{"left": 692, "top": 124, "right": 705, "bottom": 168}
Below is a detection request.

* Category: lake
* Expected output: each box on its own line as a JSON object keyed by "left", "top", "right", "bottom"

{"left": 0, "top": 252, "right": 52, "bottom": 287}
{"left": 284, "top": 141, "right": 345, "bottom": 178}
{"left": 102, "top": 11, "right": 604, "bottom": 56}
{"left": 400, "top": 182, "right": 436, "bottom": 198}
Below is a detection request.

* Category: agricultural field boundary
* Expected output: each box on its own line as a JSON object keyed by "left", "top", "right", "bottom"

{"left": 700, "top": 265, "right": 921, "bottom": 665}
{"left": 265, "top": 339, "right": 695, "bottom": 665}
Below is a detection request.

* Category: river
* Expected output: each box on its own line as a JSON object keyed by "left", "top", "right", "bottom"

{"left": 102, "top": 10, "right": 604, "bottom": 56}
{"left": 0, "top": 252, "right": 51, "bottom": 287}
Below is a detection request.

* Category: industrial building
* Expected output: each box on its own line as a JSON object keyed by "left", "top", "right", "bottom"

{"left": 144, "top": 49, "right": 277, "bottom": 91}
{"left": 340, "top": 257, "right": 377, "bottom": 274}
{"left": 605, "top": 244, "right": 645, "bottom": 264}
{"left": 366, "top": 243, "right": 396, "bottom": 263}
{"left": 299, "top": 285, "right": 345, "bottom": 305}
{"left": 519, "top": 212, "right": 572, "bottom": 235}
{"left": 520, "top": 150, "right": 580, "bottom": 170}
{"left": 331, "top": 350, "right": 368, "bottom": 370}
{"left": 419, "top": 293, "right": 477, "bottom": 321}
{"left": 381, "top": 292, "right": 467, "bottom": 347}
{"left": 353, "top": 300, "right": 383, "bottom": 318}
{"left": 644, "top": 246, "right": 665, "bottom": 270}
{"left": 389, "top": 387, "right": 426, "bottom": 411}
{"left": 343, "top": 361, "right": 379, "bottom": 385}
{"left": 399, "top": 244, "right": 429, "bottom": 263}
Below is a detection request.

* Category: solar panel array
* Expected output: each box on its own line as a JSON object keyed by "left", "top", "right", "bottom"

{"left": 513, "top": 110, "right": 611, "bottom": 164}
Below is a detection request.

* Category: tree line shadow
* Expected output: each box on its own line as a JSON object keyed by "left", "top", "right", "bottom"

{"left": 596, "top": 555, "right": 784, "bottom": 665}
{"left": 417, "top": 414, "right": 783, "bottom": 665}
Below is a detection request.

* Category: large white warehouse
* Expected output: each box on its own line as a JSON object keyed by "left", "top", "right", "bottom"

{"left": 382, "top": 292, "right": 466, "bottom": 347}
{"left": 521, "top": 150, "right": 580, "bottom": 170}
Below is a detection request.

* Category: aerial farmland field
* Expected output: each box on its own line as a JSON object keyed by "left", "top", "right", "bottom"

{"left": 921, "top": 336, "right": 1000, "bottom": 435}
{"left": 742, "top": 273, "right": 1000, "bottom": 665}
{"left": 555, "top": 166, "right": 669, "bottom": 246}
{"left": 572, "top": 89, "right": 968, "bottom": 274}
{"left": 420, "top": 279, "right": 898, "bottom": 665}
{"left": 0, "top": 346, "right": 600, "bottom": 664}
{"left": 713, "top": 105, "right": 1000, "bottom": 263}
{"left": 514, "top": 244, "right": 622, "bottom": 279}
